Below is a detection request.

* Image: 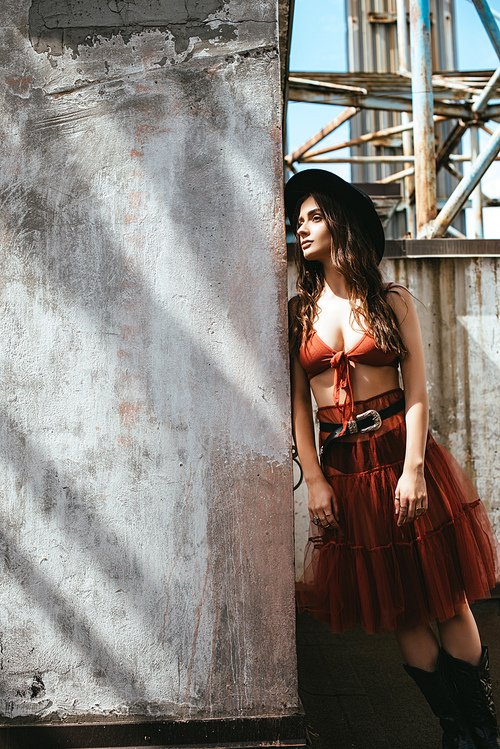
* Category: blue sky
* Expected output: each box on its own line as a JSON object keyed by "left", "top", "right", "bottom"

{"left": 287, "top": 0, "right": 500, "bottom": 237}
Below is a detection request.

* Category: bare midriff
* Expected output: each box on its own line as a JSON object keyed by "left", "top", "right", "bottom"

{"left": 309, "top": 361, "right": 400, "bottom": 409}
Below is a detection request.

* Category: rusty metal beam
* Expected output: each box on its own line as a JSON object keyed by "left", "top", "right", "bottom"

{"left": 377, "top": 167, "right": 415, "bottom": 183}
{"left": 288, "top": 76, "right": 368, "bottom": 95}
{"left": 303, "top": 155, "right": 415, "bottom": 163}
{"left": 472, "top": 64, "right": 500, "bottom": 114}
{"left": 444, "top": 161, "right": 464, "bottom": 181}
{"left": 289, "top": 70, "right": 492, "bottom": 102}
{"left": 288, "top": 86, "right": 472, "bottom": 118}
{"left": 471, "top": 0, "right": 500, "bottom": 59}
{"left": 435, "top": 120, "right": 469, "bottom": 174}
{"left": 284, "top": 106, "right": 359, "bottom": 164}
{"left": 446, "top": 225, "right": 467, "bottom": 239}
{"left": 430, "top": 122, "right": 500, "bottom": 237}
{"left": 303, "top": 153, "right": 497, "bottom": 164}
{"left": 429, "top": 74, "right": 485, "bottom": 95}
{"left": 409, "top": 0, "right": 437, "bottom": 236}
{"left": 468, "top": 0, "right": 500, "bottom": 21}
{"left": 470, "top": 125, "right": 484, "bottom": 238}
{"left": 303, "top": 116, "right": 446, "bottom": 158}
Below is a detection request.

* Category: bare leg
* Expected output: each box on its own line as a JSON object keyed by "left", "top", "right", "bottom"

{"left": 394, "top": 622, "right": 440, "bottom": 671}
{"left": 398, "top": 624, "right": 474, "bottom": 746}
{"left": 437, "top": 604, "right": 482, "bottom": 666}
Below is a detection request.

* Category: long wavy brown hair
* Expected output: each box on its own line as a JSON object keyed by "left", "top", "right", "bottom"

{"left": 288, "top": 191, "right": 408, "bottom": 358}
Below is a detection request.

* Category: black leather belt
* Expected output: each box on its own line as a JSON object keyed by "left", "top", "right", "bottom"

{"left": 319, "top": 397, "right": 405, "bottom": 458}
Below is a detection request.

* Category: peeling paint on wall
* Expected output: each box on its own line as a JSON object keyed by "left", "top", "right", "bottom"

{"left": 28, "top": 0, "right": 236, "bottom": 56}
{"left": 28, "top": 0, "right": 276, "bottom": 61}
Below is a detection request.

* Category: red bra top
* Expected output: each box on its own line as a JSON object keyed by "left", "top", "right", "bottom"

{"left": 298, "top": 329, "right": 399, "bottom": 434}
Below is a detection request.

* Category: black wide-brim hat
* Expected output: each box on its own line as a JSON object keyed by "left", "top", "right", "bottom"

{"left": 284, "top": 168, "right": 385, "bottom": 263}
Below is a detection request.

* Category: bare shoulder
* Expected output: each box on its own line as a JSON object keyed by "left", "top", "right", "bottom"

{"left": 383, "top": 282, "right": 415, "bottom": 322}
{"left": 383, "top": 281, "right": 412, "bottom": 302}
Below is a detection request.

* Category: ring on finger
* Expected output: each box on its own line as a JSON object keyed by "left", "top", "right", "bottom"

{"left": 416, "top": 508, "right": 426, "bottom": 516}
{"left": 312, "top": 516, "right": 321, "bottom": 526}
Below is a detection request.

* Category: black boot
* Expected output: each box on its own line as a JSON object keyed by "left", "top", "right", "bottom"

{"left": 404, "top": 649, "right": 475, "bottom": 748}
{"left": 443, "top": 646, "right": 500, "bottom": 749}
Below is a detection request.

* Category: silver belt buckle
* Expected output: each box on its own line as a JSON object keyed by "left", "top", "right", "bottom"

{"left": 347, "top": 420, "right": 359, "bottom": 434}
{"left": 357, "top": 409, "right": 382, "bottom": 433}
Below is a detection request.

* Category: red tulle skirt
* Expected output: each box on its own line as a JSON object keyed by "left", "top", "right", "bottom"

{"left": 295, "top": 388, "right": 500, "bottom": 634}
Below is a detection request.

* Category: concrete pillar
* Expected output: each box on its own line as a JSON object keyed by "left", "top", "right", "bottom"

{"left": 0, "top": 0, "right": 300, "bottom": 742}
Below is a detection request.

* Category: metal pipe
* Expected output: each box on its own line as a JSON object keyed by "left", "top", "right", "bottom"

{"left": 430, "top": 74, "right": 487, "bottom": 94}
{"left": 303, "top": 156, "right": 416, "bottom": 163}
{"left": 472, "top": 63, "right": 500, "bottom": 114}
{"left": 288, "top": 77, "right": 368, "bottom": 95}
{"left": 444, "top": 161, "right": 465, "bottom": 181}
{"left": 430, "top": 122, "right": 500, "bottom": 237}
{"left": 397, "top": 0, "right": 410, "bottom": 74}
{"left": 401, "top": 115, "right": 415, "bottom": 236}
{"left": 409, "top": 0, "right": 437, "bottom": 236}
{"left": 435, "top": 122, "right": 468, "bottom": 162}
{"left": 470, "top": 0, "right": 500, "bottom": 59}
{"left": 304, "top": 117, "right": 446, "bottom": 158}
{"left": 446, "top": 225, "right": 467, "bottom": 239}
{"left": 302, "top": 154, "right": 500, "bottom": 163}
{"left": 284, "top": 106, "right": 359, "bottom": 164}
{"left": 377, "top": 167, "right": 415, "bottom": 184}
{"left": 468, "top": 0, "right": 500, "bottom": 22}
{"left": 470, "top": 126, "right": 484, "bottom": 238}
{"left": 448, "top": 154, "right": 496, "bottom": 161}
{"left": 306, "top": 120, "right": 415, "bottom": 157}
{"left": 397, "top": 0, "right": 415, "bottom": 235}
{"left": 288, "top": 87, "right": 472, "bottom": 118}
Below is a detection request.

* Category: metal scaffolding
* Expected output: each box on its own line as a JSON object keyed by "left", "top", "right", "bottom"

{"left": 285, "top": 0, "right": 500, "bottom": 242}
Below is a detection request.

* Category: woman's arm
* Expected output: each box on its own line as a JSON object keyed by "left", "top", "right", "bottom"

{"left": 387, "top": 287, "right": 429, "bottom": 525}
{"left": 290, "top": 352, "right": 340, "bottom": 529}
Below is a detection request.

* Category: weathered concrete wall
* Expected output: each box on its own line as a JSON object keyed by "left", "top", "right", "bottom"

{"left": 292, "top": 257, "right": 500, "bottom": 578}
{"left": 0, "top": 0, "right": 297, "bottom": 722}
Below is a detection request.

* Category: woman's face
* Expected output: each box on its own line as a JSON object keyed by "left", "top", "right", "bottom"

{"left": 296, "top": 196, "right": 332, "bottom": 263}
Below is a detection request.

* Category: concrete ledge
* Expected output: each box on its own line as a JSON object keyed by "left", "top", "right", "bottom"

{"left": 287, "top": 238, "right": 500, "bottom": 262}
{"left": 385, "top": 238, "right": 500, "bottom": 258}
{"left": 0, "top": 715, "right": 306, "bottom": 749}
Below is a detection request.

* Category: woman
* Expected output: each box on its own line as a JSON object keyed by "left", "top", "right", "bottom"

{"left": 286, "top": 168, "right": 500, "bottom": 749}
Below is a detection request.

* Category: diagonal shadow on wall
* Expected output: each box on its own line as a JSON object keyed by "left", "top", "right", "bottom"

{"left": 0, "top": 24, "right": 291, "bottom": 719}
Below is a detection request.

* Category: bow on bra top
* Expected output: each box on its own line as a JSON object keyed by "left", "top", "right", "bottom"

{"left": 298, "top": 329, "right": 399, "bottom": 434}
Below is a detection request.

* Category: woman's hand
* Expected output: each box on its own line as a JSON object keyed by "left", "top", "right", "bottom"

{"left": 308, "top": 475, "right": 341, "bottom": 530}
{"left": 394, "top": 468, "right": 428, "bottom": 525}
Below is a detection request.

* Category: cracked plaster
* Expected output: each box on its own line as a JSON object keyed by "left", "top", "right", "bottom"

{"left": 28, "top": 0, "right": 276, "bottom": 57}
